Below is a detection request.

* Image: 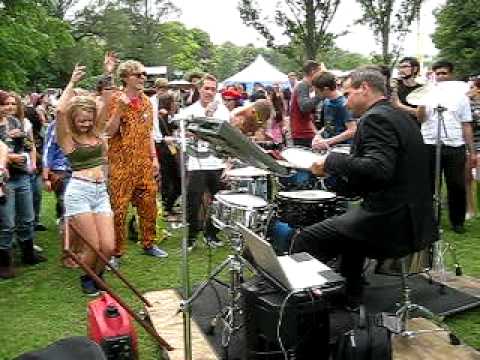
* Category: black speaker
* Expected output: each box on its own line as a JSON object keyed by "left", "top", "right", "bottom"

{"left": 241, "top": 276, "right": 330, "bottom": 360}
{"left": 14, "top": 337, "right": 107, "bottom": 360}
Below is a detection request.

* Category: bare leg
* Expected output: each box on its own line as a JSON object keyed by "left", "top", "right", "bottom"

{"left": 68, "top": 213, "right": 101, "bottom": 272}
{"left": 93, "top": 213, "right": 115, "bottom": 272}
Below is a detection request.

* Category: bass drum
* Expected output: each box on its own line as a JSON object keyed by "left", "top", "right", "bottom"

{"left": 265, "top": 217, "right": 297, "bottom": 255}
{"left": 276, "top": 190, "right": 340, "bottom": 227}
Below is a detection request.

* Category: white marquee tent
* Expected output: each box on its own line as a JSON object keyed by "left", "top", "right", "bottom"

{"left": 222, "top": 55, "right": 289, "bottom": 91}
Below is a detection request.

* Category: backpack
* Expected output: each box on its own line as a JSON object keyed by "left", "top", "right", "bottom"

{"left": 335, "top": 306, "right": 392, "bottom": 360}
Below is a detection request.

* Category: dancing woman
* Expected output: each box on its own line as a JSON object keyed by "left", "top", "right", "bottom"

{"left": 56, "top": 65, "right": 114, "bottom": 296}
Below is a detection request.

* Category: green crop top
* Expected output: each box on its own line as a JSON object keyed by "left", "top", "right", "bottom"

{"left": 66, "top": 141, "right": 105, "bottom": 171}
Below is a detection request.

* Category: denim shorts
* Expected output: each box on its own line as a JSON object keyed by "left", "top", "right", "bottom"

{"left": 64, "top": 178, "right": 112, "bottom": 217}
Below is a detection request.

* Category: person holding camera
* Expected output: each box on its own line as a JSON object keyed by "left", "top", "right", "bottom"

{"left": 0, "top": 91, "right": 46, "bottom": 280}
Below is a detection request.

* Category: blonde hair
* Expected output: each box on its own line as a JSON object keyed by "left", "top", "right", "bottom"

{"left": 66, "top": 95, "right": 97, "bottom": 136}
{"left": 117, "top": 60, "right": 144, "bottom": 85}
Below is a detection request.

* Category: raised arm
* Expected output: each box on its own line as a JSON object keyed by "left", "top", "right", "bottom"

{"left": 56, "top": 65, "right": 86, "bottom": 150}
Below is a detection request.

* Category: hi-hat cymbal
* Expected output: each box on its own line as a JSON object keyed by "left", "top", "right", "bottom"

{"left": 406, "top": 81, "right": 470, "bottom": 108}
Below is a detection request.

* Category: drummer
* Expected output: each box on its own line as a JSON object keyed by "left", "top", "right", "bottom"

{"left": 292, "top": 68, "right": 435, "bottom": 309}
{"left": 310, "top": 71, "right": 356, "bottom": 151}
{"left": 230, "top": 99, "right": 274, "bottom": 143}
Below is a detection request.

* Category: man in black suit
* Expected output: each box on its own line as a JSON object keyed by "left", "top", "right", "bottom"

{"left": 293, "top": 68, "right": 435, "bottom": 306}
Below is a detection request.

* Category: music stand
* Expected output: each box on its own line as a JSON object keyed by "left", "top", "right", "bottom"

{"left": 187, "top": 117, "right": 290, "bottom": 176}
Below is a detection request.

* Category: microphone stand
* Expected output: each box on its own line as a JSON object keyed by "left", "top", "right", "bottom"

{"left": 177, "top": 116, "right": 193, "bottom": 360}
{"left": 432, "top": 105, "right": 462, "bottom": 289}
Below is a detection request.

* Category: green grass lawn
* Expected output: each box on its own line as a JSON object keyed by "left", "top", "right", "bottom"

{"left": 1, "top": 192, "right": 480, "bottom": 359}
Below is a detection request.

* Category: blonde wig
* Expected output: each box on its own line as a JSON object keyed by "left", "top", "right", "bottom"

{"left": 117, "top": 60, "right": 144, "bottom": 85}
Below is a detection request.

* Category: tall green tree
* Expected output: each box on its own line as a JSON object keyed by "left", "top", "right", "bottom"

{"left": 0, "top": 1, "right": 73, "bottom": 91}
{"left": 238, "top": 0, "right": 342, "bottom": 62}
{"left": 319, "top": 47, "right": 371, "bottom": 70}
{"left": 432, "top": 0, "right": 480, "bottom": 78}
{"left": 356, "top": 0, "right": 423, "bottom": 66}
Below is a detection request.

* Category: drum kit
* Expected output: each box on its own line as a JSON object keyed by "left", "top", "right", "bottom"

{"left": 177, "top": 118, "right": 352, "bottom": 355}
{"left": 210, "top": 145, "right": 351, "bottom": 256}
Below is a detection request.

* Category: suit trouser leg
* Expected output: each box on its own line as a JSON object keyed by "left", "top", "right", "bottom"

{"left": 292, "top": 218, "right": 365, "bottom": 289}
{"left": 187, "top": 171, "right": 207, "bottom": 242}
{"left": 132, "top": 180, "right": 158, "bottom": 250}
{"left": 204, "top": 170, "right": 223, "bottom": 238}
{"left": 158, "top": 142, "right": 181, "bottom": 212}
{"left": 443, "top": 146, "right": 467, "bottom": 227}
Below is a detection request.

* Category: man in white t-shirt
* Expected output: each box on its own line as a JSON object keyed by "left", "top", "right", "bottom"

{"left": 175, "top": 74, "right": 230, "bottom": 249}
{"left": 418, "top": 60, "right": 476, "bottom": 234}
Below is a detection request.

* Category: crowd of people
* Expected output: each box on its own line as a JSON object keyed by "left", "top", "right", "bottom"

{"left": 0, "top": 52, "right": 479, "bottom": 305}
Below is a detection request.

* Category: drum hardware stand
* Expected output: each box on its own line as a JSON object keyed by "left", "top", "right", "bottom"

{"left": 176, "top": 116, "right": 193, "bottom": 360}
{"left": 431, "top": 105, "right": 462, "bottom": 291}
{"left": 182, "top": 222, "right": 257, "bottom": 347}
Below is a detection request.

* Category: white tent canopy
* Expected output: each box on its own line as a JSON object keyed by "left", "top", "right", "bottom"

{"left": 223, "top": 55, "right": 289, "bottom": 91}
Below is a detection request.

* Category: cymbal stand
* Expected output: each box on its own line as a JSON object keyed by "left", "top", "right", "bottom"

{"left": 176, "top": 116, "right": 193, "bottom": 360}
{"left": 432, "top": 105, "right": 462, "bottom": 285}
{"left": 183, "top": 221, "right": 257, "bottom": 348}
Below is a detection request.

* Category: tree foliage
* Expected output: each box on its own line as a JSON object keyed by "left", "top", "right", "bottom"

{"left": 238, "top": 0, "right": 341, "bottom": 62}
{"left": 356, "top": 0, "right": 423, "bottom": 66}
{"left": 432, "top": 0, "right": 480, "bottom": 77}
{"left": 319, "top": 47, "right": 371, "bottom": 70}
{"left": 0, "top": 0, "right": 372, "bottom": 92}
{"left": 0, "top": 1, "right": 74, "bottom": 91}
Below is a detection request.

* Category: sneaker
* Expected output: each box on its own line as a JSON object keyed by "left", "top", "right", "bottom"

{"left": 203, "top": 235, "right": 223, "bottom": 248}
{"left": 34, "top": 223, "right": 47, "bottom": 231}
{"left": 144, "top": 245, "right": 168, "bottom": 258}
{"left": 107, "top": 256, "right": 120, "bottom": 271}
{"left": 33, "top": 244, "right": 43, "bottom": 253}
{"left": 80, "top": 275, "right": 100, "bottom": 297}
{"left": 187, "top": 239, "right": 196, "bottom": 253}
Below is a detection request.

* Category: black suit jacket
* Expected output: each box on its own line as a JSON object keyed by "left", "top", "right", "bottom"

{"left": 325, "top": 99, "right": 435, "bottom": 258}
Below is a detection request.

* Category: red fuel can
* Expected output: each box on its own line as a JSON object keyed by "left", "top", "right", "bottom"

{"left": 87, "top": 293, "right": 138, "bottom": 359}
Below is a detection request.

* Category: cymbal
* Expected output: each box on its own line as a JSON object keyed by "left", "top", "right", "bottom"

{"left": 406, "top": 81, "right": 470, "bottom": 108}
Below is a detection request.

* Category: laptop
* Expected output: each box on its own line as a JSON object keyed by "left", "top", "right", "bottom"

{"left": 238, "top": 224, "right": 344, "bottom": 291}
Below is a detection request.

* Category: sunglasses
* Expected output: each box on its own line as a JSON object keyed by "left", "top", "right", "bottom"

{"left": 435, "top": 71, "right": 449, "bottom": 76}
{"left": 131, "top": 71, "right": 147, "bottom": 78}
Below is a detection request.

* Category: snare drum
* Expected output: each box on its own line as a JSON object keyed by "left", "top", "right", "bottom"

{"left": 211, "top": 192, "right": 269, "bottom": 232}
{"left": 226, "top": 166, "right": 271, "bottom": 200}
{"left": 276, "top": 190, "right": 338, "bottom": 227}
{"left": 280, "top": 147, "right": 326, "bottom": 170}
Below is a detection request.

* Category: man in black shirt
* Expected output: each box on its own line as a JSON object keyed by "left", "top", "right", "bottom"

{"left": 392, "top": 57, "right": 423, "bottom": 122}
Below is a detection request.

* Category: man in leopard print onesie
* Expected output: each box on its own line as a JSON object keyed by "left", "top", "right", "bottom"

{"left": 106, "top": 60, "right": 168, "bottom": 262}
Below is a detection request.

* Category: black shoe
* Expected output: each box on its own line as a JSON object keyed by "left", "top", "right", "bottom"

{"left": 204, "top": 235, "right": 223, "bottom": 248}
{"left": 20, "top": 240, "right": 47, "bottom": 265}
{"left": 452, "top": 224, "right": 466, "bottom": 234}
{"left": 80, "top": 275, "right": 100, "bottom": 297}
{"left": 34, "top": 224, "right": 47, "bottom": 231}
